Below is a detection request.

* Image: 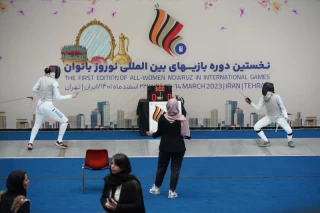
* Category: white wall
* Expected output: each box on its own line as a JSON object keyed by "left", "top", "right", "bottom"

{"left": 0, "top": 0, "right": 320, "bottom": 128}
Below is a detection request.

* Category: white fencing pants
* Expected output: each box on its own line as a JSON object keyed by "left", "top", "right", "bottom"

{"left": 254, "top": 115, "right": 293, "bottom": 142}
{"left": 29, "top": 99, "right": 69, "bottom": 144}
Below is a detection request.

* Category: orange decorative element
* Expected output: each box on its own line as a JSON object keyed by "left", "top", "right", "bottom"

{"left": 0, "top": 1, "right": 8, "bottom": 14}
{"left": 155, "top": 86, "right": 165, "bottom": 92}
{"left": 271, "top": 1, "right": 283, "bottom": 13}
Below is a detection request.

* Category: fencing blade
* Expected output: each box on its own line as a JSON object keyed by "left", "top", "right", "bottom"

{"left": 225, "top": 78, "right": 247, "bottom": 98}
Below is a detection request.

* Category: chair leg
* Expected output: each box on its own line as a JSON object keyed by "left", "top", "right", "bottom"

{"left": 82, "top": 166, "right": 84, "bottom": 194}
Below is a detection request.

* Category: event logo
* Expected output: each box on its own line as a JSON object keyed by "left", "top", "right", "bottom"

{"left": 149, "top": 9, "right": 186, "bottom": 56}
{"left": 0, "top": 1, "right": 8, "bottom": 14}
{"left": 153, "top": 106, "right": 166, "bottom": 122}
{"left": 60, "top": 19, "right": 132, "bottom": 67}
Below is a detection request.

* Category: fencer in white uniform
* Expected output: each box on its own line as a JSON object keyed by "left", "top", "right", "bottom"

{"left": 245, "top": 82, "right": 295, "bottom": 148}
{"left": 27, "top": 65, "right": 78, "bottom": 150}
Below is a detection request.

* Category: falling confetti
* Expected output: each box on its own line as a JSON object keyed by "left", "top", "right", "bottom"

{"left": 239, "top": 7, "right": 245, "bottom": 18}
{"left": 111, "top": 10, "right": 117, "bottom": 18}
{"left": 204, "top": 1, "right": 213, "bottom": 9}
{"left": 61, "top": 0, "right": 67, "bottom": 4}
{"left": 204, "top": 0, "right": 217, "bottom": 10}
{"left": 0, "top": 1, "right": 8, "bottom": 14}
{"left": 86, "top": 7, "right": 95, "bottom": 15}
{"left": 291, "top": 9, "right": 298, "bottom": 15}
{"left": 271, "top": 1, "right": 283, "bottom": 13}
{"left": 18, "top": 9, "right": 25, "bottom": 16}
{"left": 257, "top": 0, "right": 295, "bottom": 14}
{"left": 204, "top": 2, "right": 209, "bottom": 9}
{"left": 221, "top": 26, "right": 226, "bottom": 30}
{"left": 259, "top": 0, "right": 270, "bottom": 8}
{"left": 10, "top": 0, "right": 15, "bottom": 6}
{"left": 53, "top": 10, "right": 58, "bottom": 15}
{"left": 89, "top": 0, "right": 97, "bottom": 5}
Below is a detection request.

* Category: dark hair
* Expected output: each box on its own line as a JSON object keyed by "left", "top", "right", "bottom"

{"left": 112, "top": 153, "right": 132, "bottom": 174}
{"left": 6, "top": 170, "right": 27, "bottom": 196}
{"left": 44, "top": 66, "right": 51, "bottom": 74}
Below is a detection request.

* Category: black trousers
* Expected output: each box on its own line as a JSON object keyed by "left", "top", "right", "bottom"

{"left": 154, "top": 151, "right": 185, "bottom": 191}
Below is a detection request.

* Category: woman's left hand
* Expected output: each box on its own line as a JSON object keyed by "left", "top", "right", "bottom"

{"left": 106, "top": 198, "right": 118, "bottom": 210}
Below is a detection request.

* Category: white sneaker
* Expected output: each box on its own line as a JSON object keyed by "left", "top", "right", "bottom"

{"left": 168, "top": 190, "right": 178, "bottom": 199}
{"left": 149, "top": 184, "right": 160, "bottom": 195}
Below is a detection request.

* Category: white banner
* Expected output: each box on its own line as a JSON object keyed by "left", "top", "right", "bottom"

{"left": 0, "top": 0, "right": 319, "bottom": 129}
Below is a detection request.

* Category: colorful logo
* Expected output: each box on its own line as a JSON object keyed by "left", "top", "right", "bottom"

{"left": 60, "top": 19, "right": 132, "bottom": 67}
{"left": 149, "top": 9, "right": 185, "bottom": 56}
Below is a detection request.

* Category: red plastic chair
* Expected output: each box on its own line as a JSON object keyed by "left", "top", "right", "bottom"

{"left": 82, "top": 149, "right": 110, "bottom": 193}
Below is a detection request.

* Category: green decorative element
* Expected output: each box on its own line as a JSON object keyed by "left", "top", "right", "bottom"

{"left": 154, "top": 3, "right": 159, "bottom": 10}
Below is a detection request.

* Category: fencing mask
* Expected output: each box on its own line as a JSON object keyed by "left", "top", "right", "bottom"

{"left": 45, "top": 65, "right": 61, "bottom": 79}
{"left": 262, "top": 82, "right": 274, "bottom": 101}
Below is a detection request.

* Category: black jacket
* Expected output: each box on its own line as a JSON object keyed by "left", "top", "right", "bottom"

{"left": 0, "top": 190, "right": 30, "bottom": 213}
{"left": 153, "top": 114, "right": 187, "bottom": 152}
{"left": 100, "top": 179, "right": 146, "bottom": 213}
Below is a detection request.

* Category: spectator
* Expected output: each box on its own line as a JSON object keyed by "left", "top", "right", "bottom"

{"left": 100, "top": 153, "right": 146, "bottom": 213}
{"left": 147, "top": 98, "right": 191, "bottom": 199}
{"left": 0, "top": 170, "right": 30, "bottom": 213}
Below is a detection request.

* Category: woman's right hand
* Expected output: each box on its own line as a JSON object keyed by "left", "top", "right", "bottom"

{"left": 105, "top": 199, "right": 117, "bottom": 210}
{"left": 72, "top": 92, "right": 78, "bottom": 98}
{"left": 104, "top": 201, "right": 109, "bottom": 209}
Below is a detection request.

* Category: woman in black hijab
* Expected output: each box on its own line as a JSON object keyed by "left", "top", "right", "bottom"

{"left": 0, "top": 170, "right": 30, "bottom": 213}
{"left": 100, "top": 153, "right": 146, "bottom": 213}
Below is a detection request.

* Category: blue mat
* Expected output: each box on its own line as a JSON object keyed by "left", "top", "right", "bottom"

{"left": 1, "top": 129, "right": 320, "bottom": 140}
{"left": 0, "top": 157, "right": 320, "bottom": 213}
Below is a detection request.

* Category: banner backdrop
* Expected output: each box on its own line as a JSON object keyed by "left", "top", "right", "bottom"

{"left": 0, "top": 0, "right": 320, "bottom": 129}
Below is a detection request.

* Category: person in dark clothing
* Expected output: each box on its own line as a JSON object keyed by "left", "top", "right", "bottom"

{"left": 100, "top": 153, "right": 146, "bottom": 213}
{"left": 0, "top": 170, "right": 30, "bottom": 213}
{"left": 146, "top": 98, "right": 191, "bottom": 199}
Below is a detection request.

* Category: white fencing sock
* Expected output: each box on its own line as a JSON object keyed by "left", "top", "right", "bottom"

{"left": 57, "top": 122, "right": 68, "bottom": 142}
{"left": 287, "top": 133, "right": 293, "bottom": 142}
{"left": 29, "top": 124, "right": 40, "bottom": 144}
{"left": 256, "top": 130, "right": 268, "bottom": 142}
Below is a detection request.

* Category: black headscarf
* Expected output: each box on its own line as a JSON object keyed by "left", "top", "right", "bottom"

{"left": 104, "top": 164, "right": 138, "bottom": 198}
{"left": 0, "top": 170, "right": 28, "bottom": 213}
{"left": 104, "top": 153, "right": 136, "bottom": 184}
{"left": 104, "top": 153, "right": 139, "bottom": 199}
{"left": 6, "top": 170, "right": 27, "bottom": 196}
{"left": 101, "top": 154, "right": 146, "bottom": 213}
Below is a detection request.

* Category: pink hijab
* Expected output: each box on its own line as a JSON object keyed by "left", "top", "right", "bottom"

{"left": 164, "top": 98, "right": 190, "bottom": 137}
